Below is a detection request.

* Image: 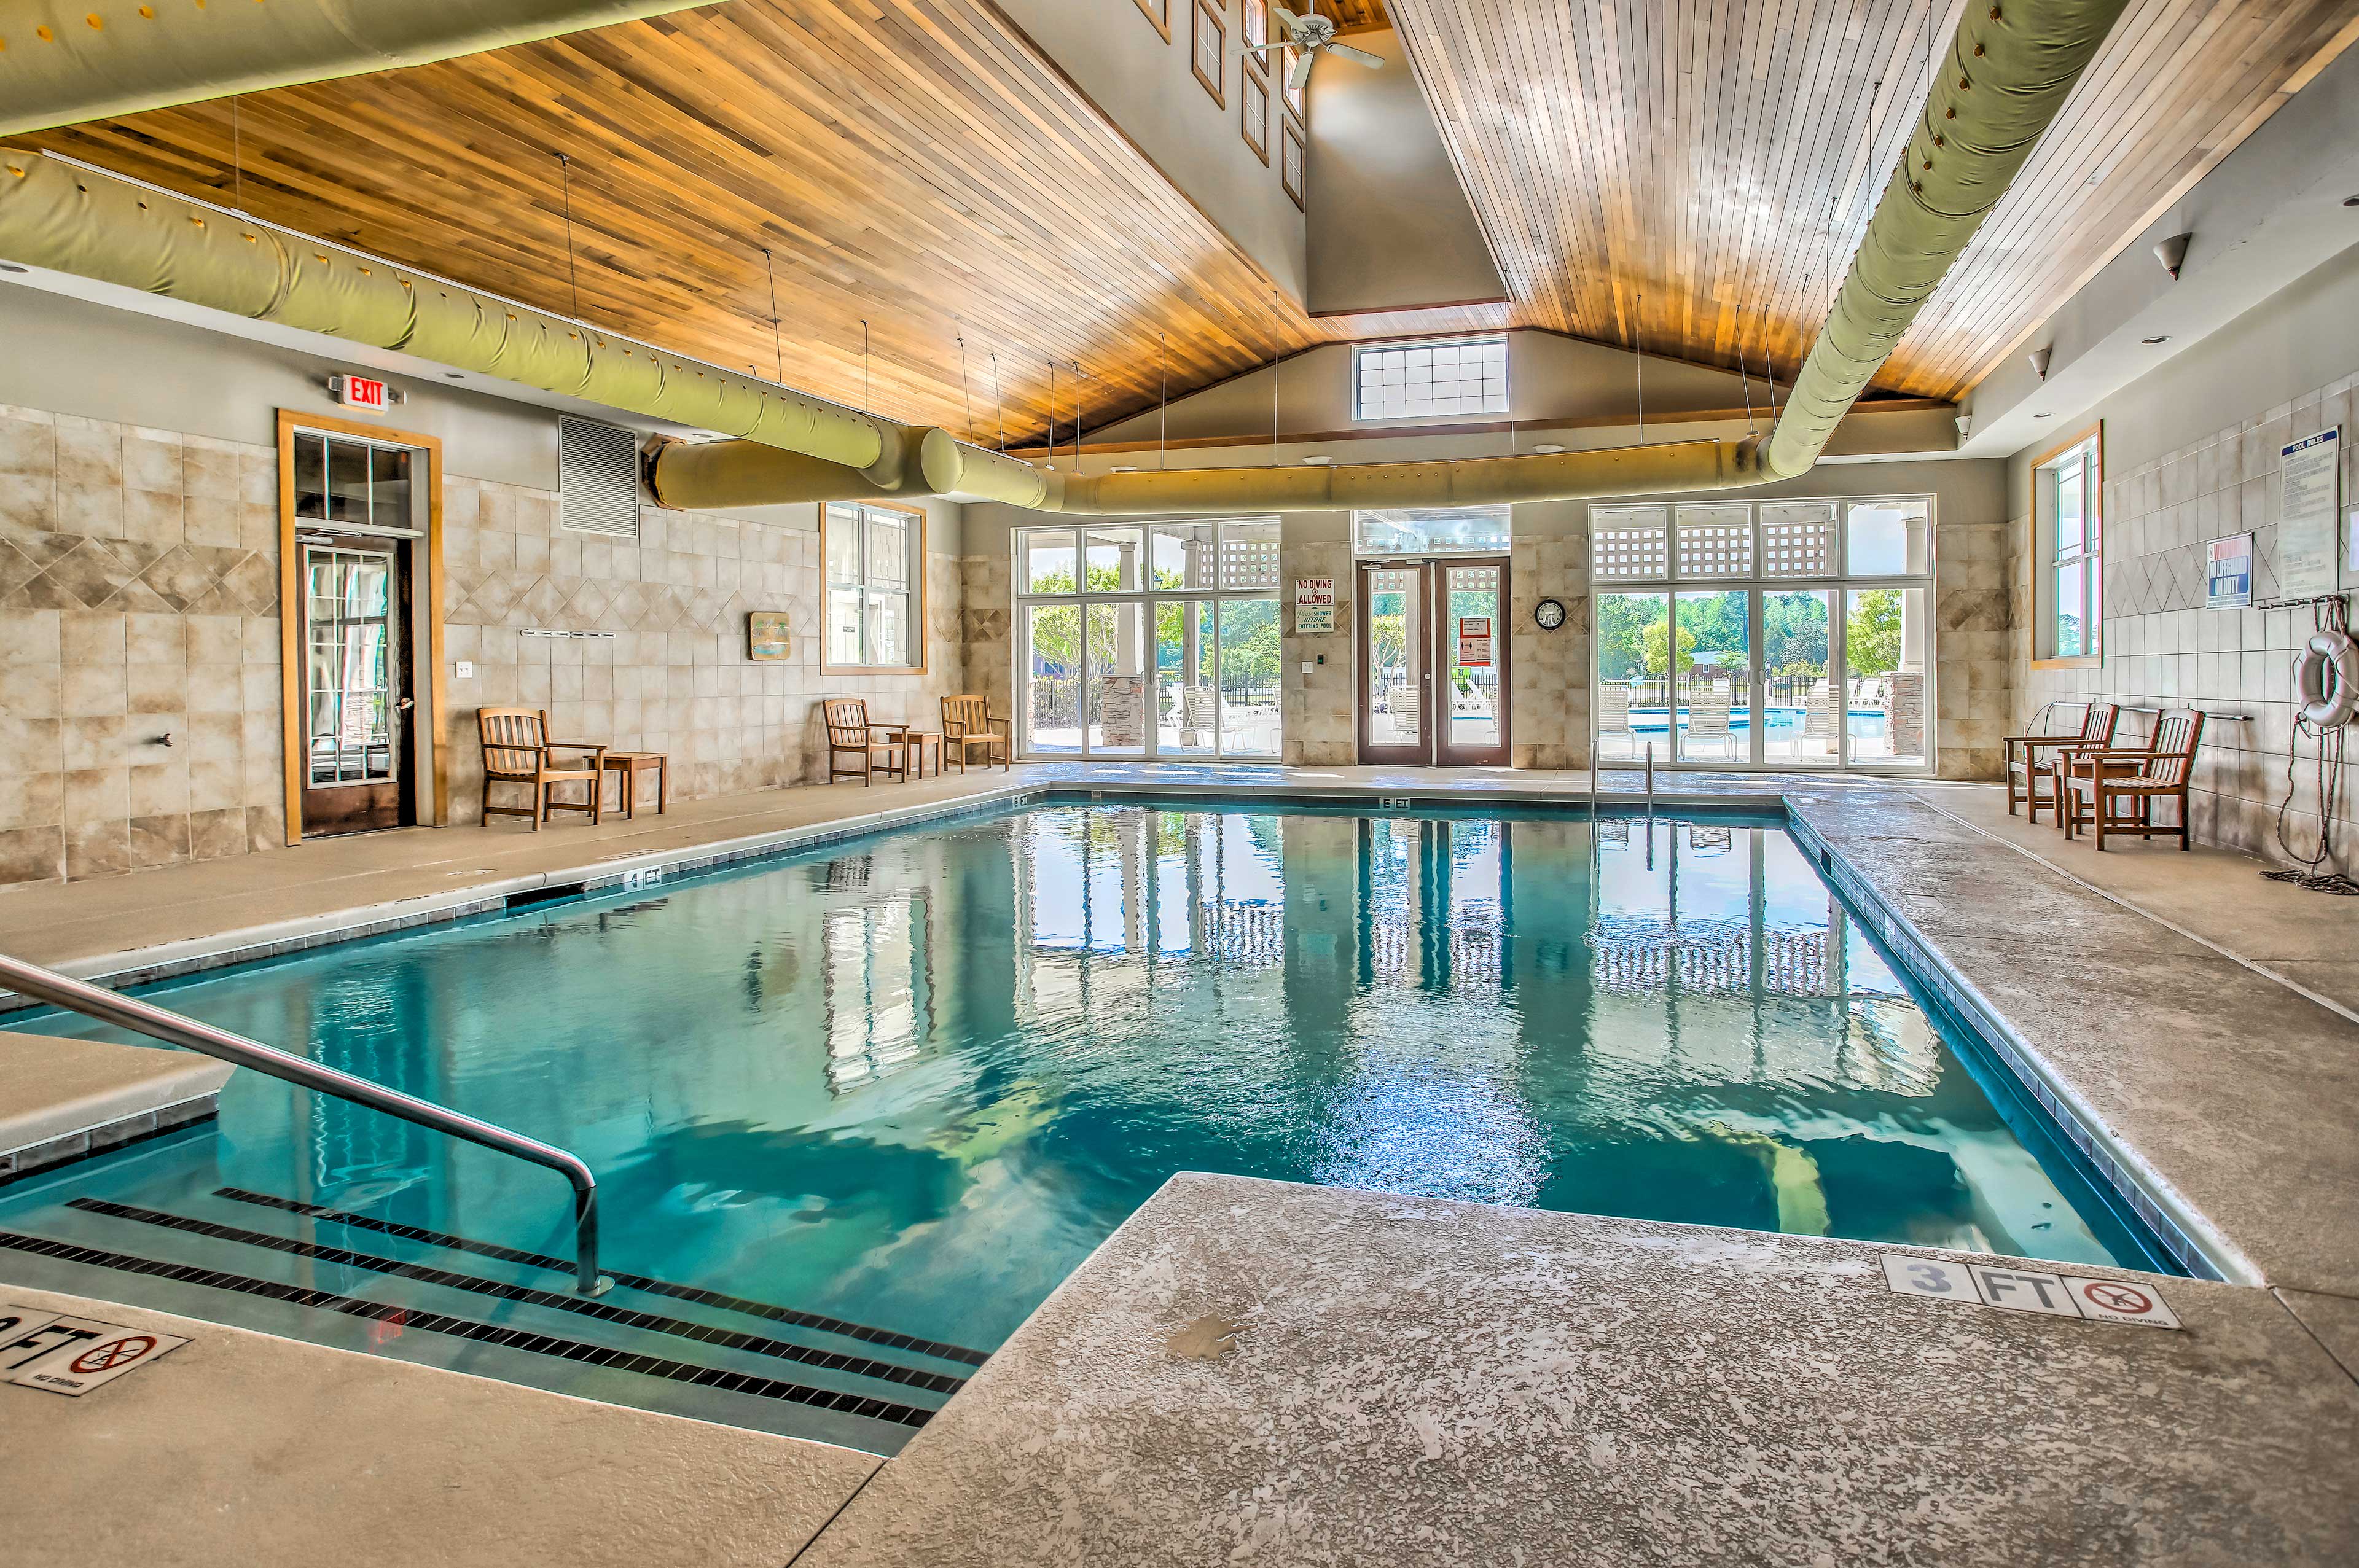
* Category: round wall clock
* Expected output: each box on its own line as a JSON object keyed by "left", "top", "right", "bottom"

{"left": 1534, "top": 597, "right": 1567, "bottom": 631}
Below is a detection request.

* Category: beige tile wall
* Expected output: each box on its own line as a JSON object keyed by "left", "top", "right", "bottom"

{"left": 0, "top": 404, "right": 283, "bottom": 887}
{"left": 0, "top": 394, "right": 964, "bottom": 887}
{"left": 1936, "top": 520, "right": 2012, "bottom": 780}
{"left": 2013, "top": 370, "right": 2359, "bottom": 864}
{"left": 1509, "top": 531, "right": 1590, "bottom": 770}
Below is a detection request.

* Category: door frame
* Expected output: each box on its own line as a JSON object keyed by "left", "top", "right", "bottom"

{"left": 276, "top": 410, "right": 448, "bottom": 844}
{"left": 1355, "top": 555, "right": 1512, "bottom": 766}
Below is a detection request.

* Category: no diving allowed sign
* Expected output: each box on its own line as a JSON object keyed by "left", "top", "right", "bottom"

{"left": 1880, "top": 1256, "right": 2181, "bottom": 1328}
{"left": 0, "top": 1305, "right": 190, "bottom": 1396}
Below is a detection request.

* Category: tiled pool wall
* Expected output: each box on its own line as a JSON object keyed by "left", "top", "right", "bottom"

{"left": 1782, "top": 809, "right": 2232, "bottom": 1284}
{"left": 1, "top": 782, "right": 2220, "bottom": 1285}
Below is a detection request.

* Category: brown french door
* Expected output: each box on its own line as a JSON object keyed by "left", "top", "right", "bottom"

{"left": 298, "top": 531, "right": 415, "bottom": 836}
{"left": 1356, "top": 558, "right": 1510, "bottom": 766}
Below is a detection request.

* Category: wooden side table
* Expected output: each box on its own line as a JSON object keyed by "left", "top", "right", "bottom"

{"left": 601, "top": 750, "right": 669, "bottom": 819}
{"left": 900, "top": 730, "right": 942, "bottom": 779}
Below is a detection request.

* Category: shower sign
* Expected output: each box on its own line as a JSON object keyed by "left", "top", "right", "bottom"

{"left": 1457, "top": 616, "right": 1493, "bottom": 667}
{"left": 1879, "top": 1256, "right": 2180, "bottom": 1329}
{"left": 2279, "top": 426, "right": 2341, "bottom": 599}
{"left": 1, "top": 1307, "right": 192, "bottom": 1395}
{"left": 1294, "top": 577, "right": 1335, "bottom": 634}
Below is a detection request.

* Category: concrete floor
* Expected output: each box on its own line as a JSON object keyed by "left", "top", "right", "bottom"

{"left": 1, "top": 763, "right": 2354, "bottom": 1564}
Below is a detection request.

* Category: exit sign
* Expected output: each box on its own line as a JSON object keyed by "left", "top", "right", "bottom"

{"left": 330, "top": 374, "right": 388, "bottom": 410}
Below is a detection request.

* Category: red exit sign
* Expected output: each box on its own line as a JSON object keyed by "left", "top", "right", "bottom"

{"left": 329, "top": 374, "right": 388, "bottom": 410}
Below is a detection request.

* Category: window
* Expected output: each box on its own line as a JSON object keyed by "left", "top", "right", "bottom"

{"left": 1242, "top": 0, "right": 1267, "bottom": 58}
{"left": 1012, "top": 519, "right": 1281, "bottom": 760}
{"left": 2040, "top": 434, "right": 2101, "bottom": 661}
{"left": 1132, "top": 0, "right": 1170, "bottom": 42}
{"left": 1281, "top": 45, "right": 1305, "bottom": 115}
{"left": 1353, "top": 338, "right": 1509, "bottom": 421}
{"left": 1352, "top": 505, "right": 1511, "bottom": 556}
{"left": 823, "top": 502, "right": 925, "bottom": 671}
{"left": 1281, "top": 119, "right": 1305, "bottom": 210}
{"left": 1242, "top": 72, "right": 1269, "bottom": 163}
{"left": 1192, "top": 0, "right": 1224, "bottom": 104}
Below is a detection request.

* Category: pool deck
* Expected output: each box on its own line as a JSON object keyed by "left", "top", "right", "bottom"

{"left": 1, "top": 762, "right": 2355, "bottom": 1564}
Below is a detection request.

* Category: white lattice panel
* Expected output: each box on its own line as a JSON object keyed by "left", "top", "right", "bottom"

{"left": 1219, "top": 522, "right": 1280, "bottom": 589}
{"left": 1761, "top": 502, "right": 1840, "bottom": 577}
{"left": 1675, "top": 506, "right": 1753, "bottom": 578}
{"left": 1590, "top": 506, "right": 1668, "bottom": 580}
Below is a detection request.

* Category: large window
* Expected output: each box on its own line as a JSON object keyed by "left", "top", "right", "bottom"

{"left": 1590, "top": 497, "right": 1935, "bottom": 773}
{"left": 1353, "top": 338, "right": 1509, "bottom": 421}
{"left": 1014, "top": 520, "right": 1281, "bottom": 760}
{"left": 2038, "top": 434, "right": 2101, "bottom": 661}
{"left": 823, "top": 502, "right": 924, "bottom": 672}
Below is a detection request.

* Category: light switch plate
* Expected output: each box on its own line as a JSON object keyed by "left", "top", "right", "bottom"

{"left": 455, "top": 661, "right": 476, "bottom": 680}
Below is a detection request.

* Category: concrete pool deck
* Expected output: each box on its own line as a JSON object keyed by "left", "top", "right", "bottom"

{"left": 1, "top": 762, "right": 2355, "bottom": 1562}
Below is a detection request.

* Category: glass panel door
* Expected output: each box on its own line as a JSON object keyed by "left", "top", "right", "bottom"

{"left": 1437, "top": 559, "right": 1507, "bottom": 766}
{"left": 1844, "top": 587, "right": 1929, "bottom": 769}
{"left": 1761, "top": 589, "right": 1837, "bottom": 767}
{"left": 1214, "top": 598, "right": 1281, "bottom": 758}
{"left": 1671, "top": 588, "right": 1750, "bottom": 765}
{"left": 1022, "top": 603, "right": 1082, "bottom": 755}
{"left": 1358, "top": 563, "right": 1428, "bottom": 763}
{"left": 1084, "top": 603, "right": 1148, "bottom": 757}
{"left": 1156, "top": 598, "right": 1217, "bottom": 758}
{"left": 1592, "top": 590, "right": 1669, "bottom": 765}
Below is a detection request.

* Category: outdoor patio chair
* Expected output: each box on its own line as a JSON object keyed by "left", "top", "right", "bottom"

{"left": 941, "top": 694, "right": 1011, "bottom": 773}
{"left": 1685, "top": 680, "right": 1735, "bottom": 759}
{"left": 2059, "top": 708, "right": 2205, "bottom": 850}
{"left": 2004, "top": 701, "right": 2120, "bottom": 823}
{"left": 823, "top": 697, "right": 908, "bottom": 785}
{"left": 477, "top": 706, "right": 604, "bottom": 830}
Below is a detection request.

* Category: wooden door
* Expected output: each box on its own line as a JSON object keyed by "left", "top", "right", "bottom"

{"left": 299, "top": 534, "right": 414, "bottom": 836}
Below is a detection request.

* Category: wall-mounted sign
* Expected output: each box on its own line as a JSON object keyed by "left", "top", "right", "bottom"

{"left": 2205, "top": 532, "right": 2253, "bottom": 610}
{"left": 2280, "top": 425, "right": 2341, "bottom": 599}
{"left": 329, "top": 373, "right": 389, "bottom": 411}
{"left": 1457, "top": 615, "right": 1493, "bottom": 667}
{"left": 1294, "top": 577, "right": 1336, "bottom": 634}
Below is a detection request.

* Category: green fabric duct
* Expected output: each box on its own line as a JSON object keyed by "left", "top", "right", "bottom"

{"left": 0, "top": 0, "right": 713, "bottom": 137}
{"left": 1755, "top": 0, "right": 2133, "bottom": 478}
{"left": 0, "top": 149, "right": 892, "bottom": 472}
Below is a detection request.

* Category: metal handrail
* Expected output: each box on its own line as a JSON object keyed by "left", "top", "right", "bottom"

{"left": 0, "top": 953, "right": 609, "bottom": 1296}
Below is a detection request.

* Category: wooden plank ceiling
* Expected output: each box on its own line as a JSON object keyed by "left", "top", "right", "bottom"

{"left": 1383, "top": 0, "right": 2359, "bottom": 400}
{"left": 15, "top": 0, "right": 1489, "bottom": 446}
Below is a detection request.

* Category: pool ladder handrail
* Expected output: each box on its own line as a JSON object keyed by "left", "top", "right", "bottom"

{"left": 0, "top": 951, "right": 611, "bottom": 1297}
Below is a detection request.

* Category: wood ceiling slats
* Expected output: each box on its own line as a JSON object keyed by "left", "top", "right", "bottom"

{"left": 1383, "top": 0, "right": 2358, "bottom": 400}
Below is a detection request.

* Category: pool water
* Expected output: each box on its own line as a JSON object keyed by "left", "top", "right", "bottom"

{"left": 0, "top": 802, "right": 2164, "bottom": 1441}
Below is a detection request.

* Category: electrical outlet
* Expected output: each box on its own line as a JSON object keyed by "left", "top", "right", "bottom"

{"left": 454, "top": 660, "right": 476, "bottom": 681}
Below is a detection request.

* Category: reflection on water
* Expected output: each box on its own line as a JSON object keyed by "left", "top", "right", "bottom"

{"left": 10, "top": 805, "right": 2153, "bottom": 1354}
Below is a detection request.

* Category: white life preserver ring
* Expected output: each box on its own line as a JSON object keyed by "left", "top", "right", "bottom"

{"left": 2293, "top": 627, "right": 2359, "bottom": 729}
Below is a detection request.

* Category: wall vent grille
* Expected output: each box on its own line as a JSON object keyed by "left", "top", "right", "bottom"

{"left": 560, "top": 418, "right": 640, "bottom": 538}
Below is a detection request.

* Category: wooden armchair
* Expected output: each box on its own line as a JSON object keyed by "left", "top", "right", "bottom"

{"left": 2005, "top": 701, "right": 2121, "bottom": 824}
{"left": 2059, "top": 708, "right": 2205, "bottom": 850}
{"left": 941, "top": 694, "right": 1011, "bottom": 773}
{"left": 479, "top": 707, "right": 604, "bottom": 830}
{"left": 823, "top": 698, "right": 907, "bottom": 786}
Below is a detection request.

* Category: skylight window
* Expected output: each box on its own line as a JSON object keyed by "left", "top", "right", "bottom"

{"left": 1353, "top": 338, "right": 1509, "bottom": 421}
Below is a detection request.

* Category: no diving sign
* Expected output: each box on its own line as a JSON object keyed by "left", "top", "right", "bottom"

{"left": 1, "top": 1306, "right": 190, "bottom": 1395}
{"left": 1879, "top": 1256, "right": 2181, "bottom": 1329}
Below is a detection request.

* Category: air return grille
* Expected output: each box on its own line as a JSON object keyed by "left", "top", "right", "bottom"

{"left": 559, "top": 418, "right": 640, "bottom": 538}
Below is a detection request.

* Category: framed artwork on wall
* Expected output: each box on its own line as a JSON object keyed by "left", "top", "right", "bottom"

{"left": 1242, "top": 72, "right": 1269, "bottom": 163}
{"left": 1192, "top": 0, "right": 1226, "bottom": 105}
{"left": 746, "top": 610, "right": 792, "bottom": 661}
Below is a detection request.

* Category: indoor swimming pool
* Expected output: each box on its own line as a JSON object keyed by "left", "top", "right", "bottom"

{"left": 0, "top": 800, "right": 2169, "bottom": 1450}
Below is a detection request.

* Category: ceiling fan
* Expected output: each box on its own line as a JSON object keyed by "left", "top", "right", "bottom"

{"left": 1245, "top": 7, "right": 1383, "bottom": 93}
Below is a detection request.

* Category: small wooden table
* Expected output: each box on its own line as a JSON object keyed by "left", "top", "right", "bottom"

{"left": 600, "top": 750, "right": 669, "bottom": 819}
{"left": 899, "top": 730, "right": 942, "bottom": 780}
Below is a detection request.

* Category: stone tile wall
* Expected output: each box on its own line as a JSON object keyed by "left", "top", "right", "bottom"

{"left": 0, "top": 394, "right": 963, "bottom": 887}
{"left": 1935, "top": 520, "right": 2012, "bottom": 780}
{"left": 1280, "top": 539, "right": 1355, "bottom": 765}
{"left": 2013, "top": 370, "right": 2359, "bottom": 865}
{"left": 1509, "top": 531, "right": 1590, "bottom": 770}
{"left": 0, "top": 404, "right": 283, "bottom": 887}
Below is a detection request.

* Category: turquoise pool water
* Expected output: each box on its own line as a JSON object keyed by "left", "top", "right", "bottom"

{"left": 0, "top": 802, "right": 2165, "bottom": 1441}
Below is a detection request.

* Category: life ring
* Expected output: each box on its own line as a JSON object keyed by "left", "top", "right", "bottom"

{"left": 2293, "top": 626, "right": 2359, "bottom": 728}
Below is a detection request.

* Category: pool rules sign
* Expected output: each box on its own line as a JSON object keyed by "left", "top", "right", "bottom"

{"left": 1, "top": 1305, "right": 189, "bottom": 1395}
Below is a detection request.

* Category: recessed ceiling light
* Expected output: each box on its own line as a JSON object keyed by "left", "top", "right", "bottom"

{"left": 1302, "top": 454, "right": 1332, "bottom": 466}
{"left": 1532, "top": 443, "right": 1566, "bottom": 454}
{"left": 2033, "top": 412, "right": 2054, "bottom": 419}
{"left": 444, "top": 371, "right": 463, "bottom": 379}
{"left": 2345, "top": 195, "right": 2359, "bottom": 207}
{"left": 0, "top": 262, "right": 26, "bottom": 274}
{"left": 2142, "top": 335, "right": 2170, "bottom": 345}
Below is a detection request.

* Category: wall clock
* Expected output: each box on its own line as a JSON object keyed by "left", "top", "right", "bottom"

{"left": 1534, "top": 598, "right": 1567, "bottom": 631}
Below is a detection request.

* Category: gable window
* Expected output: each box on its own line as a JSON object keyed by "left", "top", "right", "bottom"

{"left": 1242, "top": 0, "right": 1267, "bottom": 59}
{"left": 1242, "top": 71, "right": 1269, "bottom": 163}
{"left": 1192, "top": 0, "right": 1224, "bottom": 104}
{"left": 1132, "top": 0, "right": 1170, "bottom": 42}
{"left": 824, "top": 502, "right": 926, "bottom": 672}
{"left": 1353, "top": 338, "right": 1509, "bottom": 421}
{"left": 2032, "top": 429, "right": 2102, "bottom": 663}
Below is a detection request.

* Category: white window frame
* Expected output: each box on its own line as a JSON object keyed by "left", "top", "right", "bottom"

{"left": 2033, "top": 430, "right": 2102, "bottom": 665}
{"left": 1584, "top": 495, "right": 1938, "bottom": 776}
{"left": 1011, "top": 519, "right": 1282, "bottom": 763}
{"left": 821, "top": 502, "right": 926, "bottom": 673}
{"left": 1352, "top": 337, "right": 1511, "bottom": 423}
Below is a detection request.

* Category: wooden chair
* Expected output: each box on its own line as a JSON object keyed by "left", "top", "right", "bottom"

{"left": 941, "top": 694, "right": 1011, "bottom": 773}
{"left": 2059, "top": 709, "right": 2205, "bottom": 851}
{"left": 2004, "top": 701, "right": 2120, "bottom": 823}
{"left": 823, "top": 698, "right": 907, "bottom": 785}
{"left": 477, "top": 707, "right": 604, "bottom": 830}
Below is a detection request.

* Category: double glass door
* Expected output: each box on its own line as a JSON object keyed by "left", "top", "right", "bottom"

{"left": 1357, "top": 557, "right": 1509, "bottom": 766}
